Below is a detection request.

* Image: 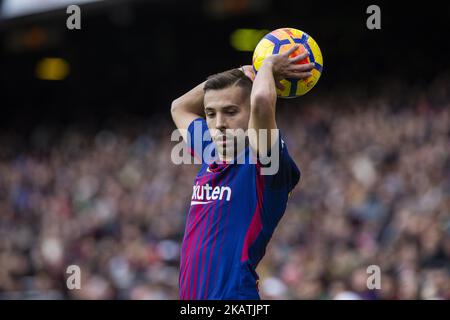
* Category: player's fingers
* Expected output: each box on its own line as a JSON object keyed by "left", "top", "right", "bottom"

{"left": 286, "top": 71, "right": 313, "bottom": 79}
{"left": 291, "top": 63, "right": 315, "bottom": 72}
{"left": 290, "top": 51, "right": 309, "bottom": 63}
{"left": 243, "top": 69, "right": 255, "bottom": 81}
{"left": 241, "top": 65, "right": 255, "bottom": 81}
{"left": 275, "top": 81, "right": 285, "bottom": 91}
{"left": 283, "top": 44, "right": 300, "bottom": 57}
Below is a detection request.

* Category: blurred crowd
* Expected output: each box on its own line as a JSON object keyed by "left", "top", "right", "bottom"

{"left": 0, "top": 76, "right": 449, "bottom": 299}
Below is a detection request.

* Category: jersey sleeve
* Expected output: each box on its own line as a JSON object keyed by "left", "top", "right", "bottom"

{"left": 186, "top": 117, "right": 215, "bottom": 164}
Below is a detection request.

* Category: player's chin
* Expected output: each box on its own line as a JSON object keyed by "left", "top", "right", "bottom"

{"left": 215, "top": 141, "right": 235, "bottom": 155}
{"left": 215, "top": 142, "right": 227, "bottom": 153}
{"left": 214, "top": 138, "right": 230, "bottom": 147}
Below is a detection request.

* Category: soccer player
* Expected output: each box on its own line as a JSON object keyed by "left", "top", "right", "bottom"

{"left": 171, "top": 45, "right": 314, "bottom": 300}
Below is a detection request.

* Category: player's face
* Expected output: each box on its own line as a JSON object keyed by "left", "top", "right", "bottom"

{"left": 204, "top": 85, "right": 250, "bottom": 158}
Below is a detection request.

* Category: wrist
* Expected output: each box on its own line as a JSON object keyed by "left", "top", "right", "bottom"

{"left": 261, "top": 57, "right": 274, "bottom": 70}
{"left": 261, "top": 58, "right": 281, "bottom": 81}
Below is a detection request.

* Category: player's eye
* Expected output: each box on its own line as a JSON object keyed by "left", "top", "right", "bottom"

{"left": 206, "top": 112, "right": 215, "bottom": 118}
{"left": 226, "top": 110, "right": 237, "bottom": 116}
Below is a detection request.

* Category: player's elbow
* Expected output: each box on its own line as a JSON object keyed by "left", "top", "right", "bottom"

{"left": 171, "top": 98, "right": 181, "bottom": 115}
{"left": 171, "top": 99, "right": 186, "bottom": 126}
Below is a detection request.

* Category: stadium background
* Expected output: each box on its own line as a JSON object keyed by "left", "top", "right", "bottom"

{"left": 0, "top": 0, "right": 449, "bottom": 299}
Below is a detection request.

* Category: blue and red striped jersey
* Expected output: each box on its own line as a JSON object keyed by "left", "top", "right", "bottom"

{"left": 179, "top": 118, "right": 300, "bottom": 300}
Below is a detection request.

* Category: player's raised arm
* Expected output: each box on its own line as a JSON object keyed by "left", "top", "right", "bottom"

{"left": 248, "top": 45, "right": 314, "bottom": 156}
{"left": 171, "top": 81, "right": 207, "bottom": 142}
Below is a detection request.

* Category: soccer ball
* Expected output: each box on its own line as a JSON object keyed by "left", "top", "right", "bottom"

{"left": 252, "top": 28, "right": 323, "bottom": 98}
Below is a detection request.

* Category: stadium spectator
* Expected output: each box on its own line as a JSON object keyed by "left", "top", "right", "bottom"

{"left": 0, "top": 77, "right": 449, "bottom": 299}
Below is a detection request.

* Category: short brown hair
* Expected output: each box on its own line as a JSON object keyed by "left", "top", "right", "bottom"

{"left": 203, "top": 68, "right": 252, "bottom": 94}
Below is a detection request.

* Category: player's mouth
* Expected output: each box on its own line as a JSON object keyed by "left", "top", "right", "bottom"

{"left": 215, "top": 135, "right": 233, "bottom": 145}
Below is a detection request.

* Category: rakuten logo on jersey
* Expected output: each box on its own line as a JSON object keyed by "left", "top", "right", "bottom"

{"left": 191, "top": 183, "right": 232, "bottom": 205}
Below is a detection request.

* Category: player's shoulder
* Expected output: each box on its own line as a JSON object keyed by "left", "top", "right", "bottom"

{"left": 187, "top": 117, "right": 208, "bottom": 133}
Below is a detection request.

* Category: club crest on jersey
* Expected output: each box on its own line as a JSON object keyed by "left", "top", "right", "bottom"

{"left": 191, "top": 182, "right": 232, "bottom": 205}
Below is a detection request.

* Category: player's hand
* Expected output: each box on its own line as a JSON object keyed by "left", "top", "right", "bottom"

{"left": 240, "top": 65, "right": 255, "bottom": 81}
{"left": 265, "top": 45, "right": 314, "bottom": 84}
{"left": 241, "top": 64, "right": 288, "bottom": 91}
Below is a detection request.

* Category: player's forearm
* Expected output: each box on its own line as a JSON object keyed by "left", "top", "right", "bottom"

{"left": 171, "top": 81, "right": 207, "bottom": 118}
{"left": 250, "top": 60, "right": 277, "bottom": 115}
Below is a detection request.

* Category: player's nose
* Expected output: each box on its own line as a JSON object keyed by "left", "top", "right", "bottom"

{"left": 215, "top": 113, "right": 228, "bottom": 130}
